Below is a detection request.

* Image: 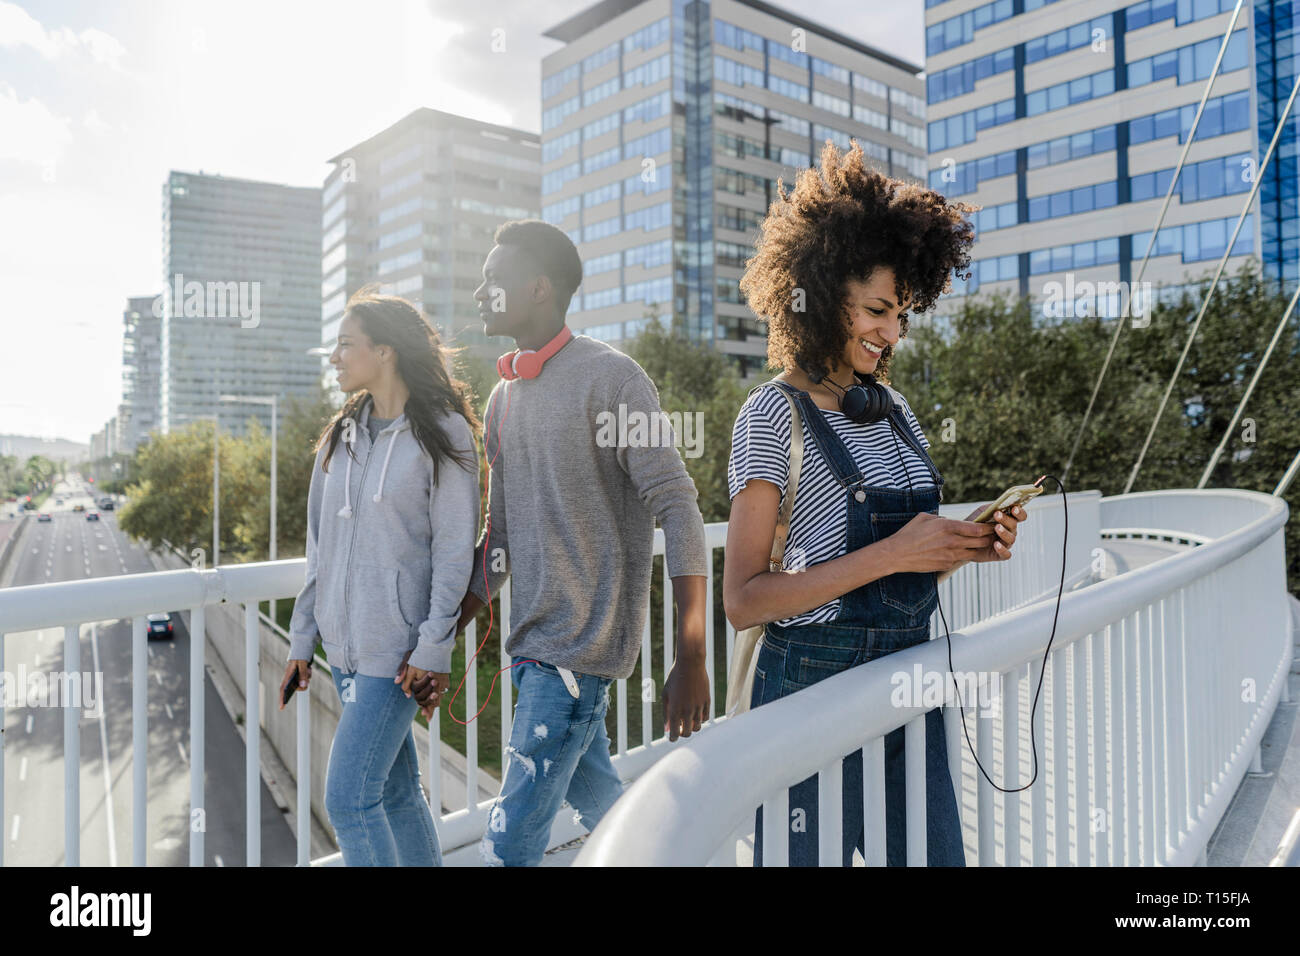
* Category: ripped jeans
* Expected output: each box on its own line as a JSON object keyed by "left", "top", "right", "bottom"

{"left": 479, "top": 657, "right": 624, "bottom": 866}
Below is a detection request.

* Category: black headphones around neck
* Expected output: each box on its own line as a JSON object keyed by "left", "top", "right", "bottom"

{"left": 808, "top": 369, "right": 894, "bottom": 425}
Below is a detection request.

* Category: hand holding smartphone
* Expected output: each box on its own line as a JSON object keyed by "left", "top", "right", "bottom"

{"left": 970, "top": 483, "right": 1043, "bottom": 524}
{"left": 282, "top": 661, "right": 311, "bottom": 707}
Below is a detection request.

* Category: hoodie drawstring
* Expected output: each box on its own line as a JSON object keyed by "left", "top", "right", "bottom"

{"left": 336, "top": 437, "right": 355, "bottom": 519}
{"left": 337, "top": 422, "right": 407, "bottom": 518}
{"left": 373, "top": 424, "right": 407, "bottom": 503}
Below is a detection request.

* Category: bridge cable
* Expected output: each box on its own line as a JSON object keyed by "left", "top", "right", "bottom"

{"left": 1061, "top": 0, "right": 1245, "bottom": 486}
{"left": 1197, "top": 281, "right": 1300, "bottom": 488}
{"left": 1125, "top": 68, "right": 1300, "bottom": 494}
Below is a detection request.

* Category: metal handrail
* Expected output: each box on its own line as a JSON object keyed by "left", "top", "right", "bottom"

{"left": 576, "top": 489, "right": 1291, "bottom": 866}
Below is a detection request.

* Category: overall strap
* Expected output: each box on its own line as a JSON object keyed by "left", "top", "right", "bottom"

{"left": 886, "top": 402, "right": 944, "bottom": 497}
{"left": 746, "top": 382, "right": 805, "bottom": 570}
{"left": 762, "top": 380, "right": 864, "bottom": 489}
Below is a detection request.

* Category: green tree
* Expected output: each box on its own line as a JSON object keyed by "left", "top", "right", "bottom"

{"left": 118, "top": 422, "right": 260, "bottom": 562}
{"left": 891, "top": 263, "right": 1300, "bottom": 593}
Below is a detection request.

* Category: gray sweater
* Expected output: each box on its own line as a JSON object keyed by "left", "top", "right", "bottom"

{"left": 288, "top": 399, "right": 480, "bottom": 677}
{"left": 468, "top": 333, "right": 710, "bottom": 679}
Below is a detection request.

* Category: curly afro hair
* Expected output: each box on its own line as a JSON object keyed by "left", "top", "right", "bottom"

{"left": 739, "top": 139, "right": 977, "bottom": 383}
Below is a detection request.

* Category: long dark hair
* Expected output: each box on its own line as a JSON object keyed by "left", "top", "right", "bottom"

{"left": 316, "top": 285, "right": 481, "bottom": 484}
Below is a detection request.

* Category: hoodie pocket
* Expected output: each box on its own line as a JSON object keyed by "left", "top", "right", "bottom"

{"left": 356, "top": 564, "right": 409, "bottom": 640}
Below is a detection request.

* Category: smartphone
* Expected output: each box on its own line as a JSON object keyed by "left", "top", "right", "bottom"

{"left": 970, "top": 484, "right": 1043, "bottom": 523}
{"left": 282, "top": 664, "right": 310, "bottom": 706}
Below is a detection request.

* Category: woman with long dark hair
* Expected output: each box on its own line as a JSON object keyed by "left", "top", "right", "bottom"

{"left": 724, "top": 141, "right": 1027, "bottom": 866}
{"left": 279, "top": 285, "right": 481, "bottom": 866}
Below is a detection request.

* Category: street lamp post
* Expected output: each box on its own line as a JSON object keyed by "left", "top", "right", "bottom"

{"left": 194, "top": 414, "right": 221, "bottom": 567}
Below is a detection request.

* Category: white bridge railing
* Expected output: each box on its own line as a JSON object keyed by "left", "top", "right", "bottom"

{"left": 0, "top": 489, "right": 1289, "bottom": 865}
{"left": 577, "top": 489, "right": 1293, "bottom": 866}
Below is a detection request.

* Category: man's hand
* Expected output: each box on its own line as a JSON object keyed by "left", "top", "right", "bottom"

{"left": 411, "top": 671, "right": 451, "bottom": 720}
{"left": 663, "top": 657, "right": 710, "bottom": 741}
{"left": 457, "top": 592, "right": 485, "bottom": 635}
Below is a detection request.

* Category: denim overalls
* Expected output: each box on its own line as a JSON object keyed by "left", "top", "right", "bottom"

{"left": 751, "top": 380, "right": 965, "bottom": 867}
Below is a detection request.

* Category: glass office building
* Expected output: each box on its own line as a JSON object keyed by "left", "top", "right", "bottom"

{"left": 540, "top": 0, "right": 928, "bottom": 378}
{"left": 923, "top": 0, "right": 1295, "bottom": 317}
{"left": 120, "top": 294, "right": 162, "bottom": 452}
{"left": 160, "top": 171, "right": 321, "bottom": 437}
{"left": 320, "top": 109, "right": 540, "bottom": 371}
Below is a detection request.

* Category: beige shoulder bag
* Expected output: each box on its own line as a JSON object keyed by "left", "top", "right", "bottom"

{"left": 724, "top": 385, "right": 805, "bottom": 717}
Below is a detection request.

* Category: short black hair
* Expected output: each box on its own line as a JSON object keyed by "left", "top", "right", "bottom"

{"left": 493, "top": 219, "right": 584, "bottom": 317}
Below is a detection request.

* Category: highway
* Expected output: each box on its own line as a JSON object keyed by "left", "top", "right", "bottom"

{"left": 2, "top": 475, "right": 298, "bottom": 865}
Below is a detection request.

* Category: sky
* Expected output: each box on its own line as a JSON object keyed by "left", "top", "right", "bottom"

{"left": 0, "top": 0, "right": 924, "bottom": 444}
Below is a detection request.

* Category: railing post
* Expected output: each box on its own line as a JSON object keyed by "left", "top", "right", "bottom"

{"left": 132, "top": 615, "right": 147, "bottom": 866}
{"left": 464, "top": 618, "right": 478, "bottom": 810}
{"left": 0, "top": 631, "right": 5, "bottom": 868}
{"left": 244, "top": 602, "right": 259, "bottom": 867}
{"left": 63, "top": 624, "right": 80, "bottom": 867}
{"left": 761, "top": 788, "right": 788, "bottom": 867}
{"left": 977, "top": 689, "right": 994, "bottom": 865}
{"left": 296, "top": 681, "right": 310, "bottom": 866}
{"left": 1052, "top": 648, "right": 1068, "bottom": 865}
{"left": 905, "top": 715, "right": 926, "bottom": 866}
{"left": 817, "top": 759, "right": 842, "bottom": 867}
{"left": 1087, "top": 630, "right": 1107, "bottom": 866}
{"left": 862, "top": 735, "right": 886, "bottom": 866}
{"left": 1002, "top": 664, "right": 1021, "bottom": 865}
{"left": 1031, "top": 656, "right": 1047, "bottom": 865}
{"left": 190, "top": 606, "right": 205, "bottom": 866}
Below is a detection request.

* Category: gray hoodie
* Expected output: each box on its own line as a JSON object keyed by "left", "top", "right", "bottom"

{"left": 287, "top": 398, "right": 480, "bottom": 677}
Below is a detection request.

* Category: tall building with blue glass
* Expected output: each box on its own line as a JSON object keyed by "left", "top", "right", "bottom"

{"left": 925, "top": 0, "right": 1297, "bottom": 317}
{"left": 540, "top": 0, "right": 929, "bottom": 378}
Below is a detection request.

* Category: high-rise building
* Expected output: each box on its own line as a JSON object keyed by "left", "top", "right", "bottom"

{"left": 539, "top": 0, "right": 928, "bottom": 378}
{"left": 121, "top": 294, "right": 161, "bottom": 451}
{"left": 160, "top": 171, "right": 321, "bottom": 437}
{"left": 321, "top": 110, "right": 540, "bottom": 368}
{"left": 923, "top": 0, "right": 1295, "bottom": 318}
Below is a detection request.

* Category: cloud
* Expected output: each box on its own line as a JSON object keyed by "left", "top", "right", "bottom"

{"left": 0, "top": 1, "right": 127, "bottom": 69}
{"left": 0, "top": 83, "right": 72, "bottom": 167}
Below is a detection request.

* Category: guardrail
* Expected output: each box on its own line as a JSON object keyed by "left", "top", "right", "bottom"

{"left": 2, "top": 488, "right": 1196, "bottom": 866}
{"left": 576, "top": 490, "right": 1292, "bottom": 866}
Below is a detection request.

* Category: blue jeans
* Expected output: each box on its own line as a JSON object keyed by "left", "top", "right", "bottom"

{"left": 325, "top": 668, "right": 442, "bottom": 866}
{"left": 479, "top": 657, "right": 624, "bottom": 866}
{"left": 751, "top": 627, "right": 966, "bottom": 867}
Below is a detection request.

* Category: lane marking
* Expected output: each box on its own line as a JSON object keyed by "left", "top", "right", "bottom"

{"left": 214, "top": 854, "right": 224, "bottom": 867}
{"left": 18, "top": 757, "right": 27, "bottom": 782}
{"left": 177, "top": 741, "right": 186, "bottom": 763}
{"left": 9, "top": 815, "right": 18, "bottom": 842}
{"left": 164, "top": 702, "right": 173, "bottom": 720}
{"left": 25, "top": 715, "right": 32, "bottom": 733}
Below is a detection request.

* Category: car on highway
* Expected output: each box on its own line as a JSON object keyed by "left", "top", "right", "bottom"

{"left": 86, "top": 511, "right": 100, "bottom": 522}
{"left": 72, "top": 504, "right": 84, "bottom": 512}
{"left": 146, "top": 612, "right": 175, "bottom": 640}
{"left": 37, "top": 513, "right": 52, "bottom": 523}
{"left": 56, "top": 498, "right": 63, "bottom": 506}
{"left": 99, "top": 498, "right": 115, "bottom": 511}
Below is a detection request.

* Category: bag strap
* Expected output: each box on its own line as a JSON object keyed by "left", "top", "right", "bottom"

{"left": 761, "top": 384, "right": 804, "bottom": 572}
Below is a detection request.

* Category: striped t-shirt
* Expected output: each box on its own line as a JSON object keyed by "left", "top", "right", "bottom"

{"left": 726, "top": 382, "right": 937, "bottom": 627}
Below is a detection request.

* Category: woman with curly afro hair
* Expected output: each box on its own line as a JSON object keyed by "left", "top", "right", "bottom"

{"left": 722, "top": 140, "right": 1028, "bottom": 866}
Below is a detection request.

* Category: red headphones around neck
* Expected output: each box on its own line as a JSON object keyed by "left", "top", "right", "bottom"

{"left": 496, "top": 324, "right": 573, "bottom": 380}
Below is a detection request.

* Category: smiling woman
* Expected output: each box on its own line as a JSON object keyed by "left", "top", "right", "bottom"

{"left": 723, "top": 140, "right": 1022, "bottom": 868}
{"left": 282, "top": 285, "right": 483, "bottom": 868}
